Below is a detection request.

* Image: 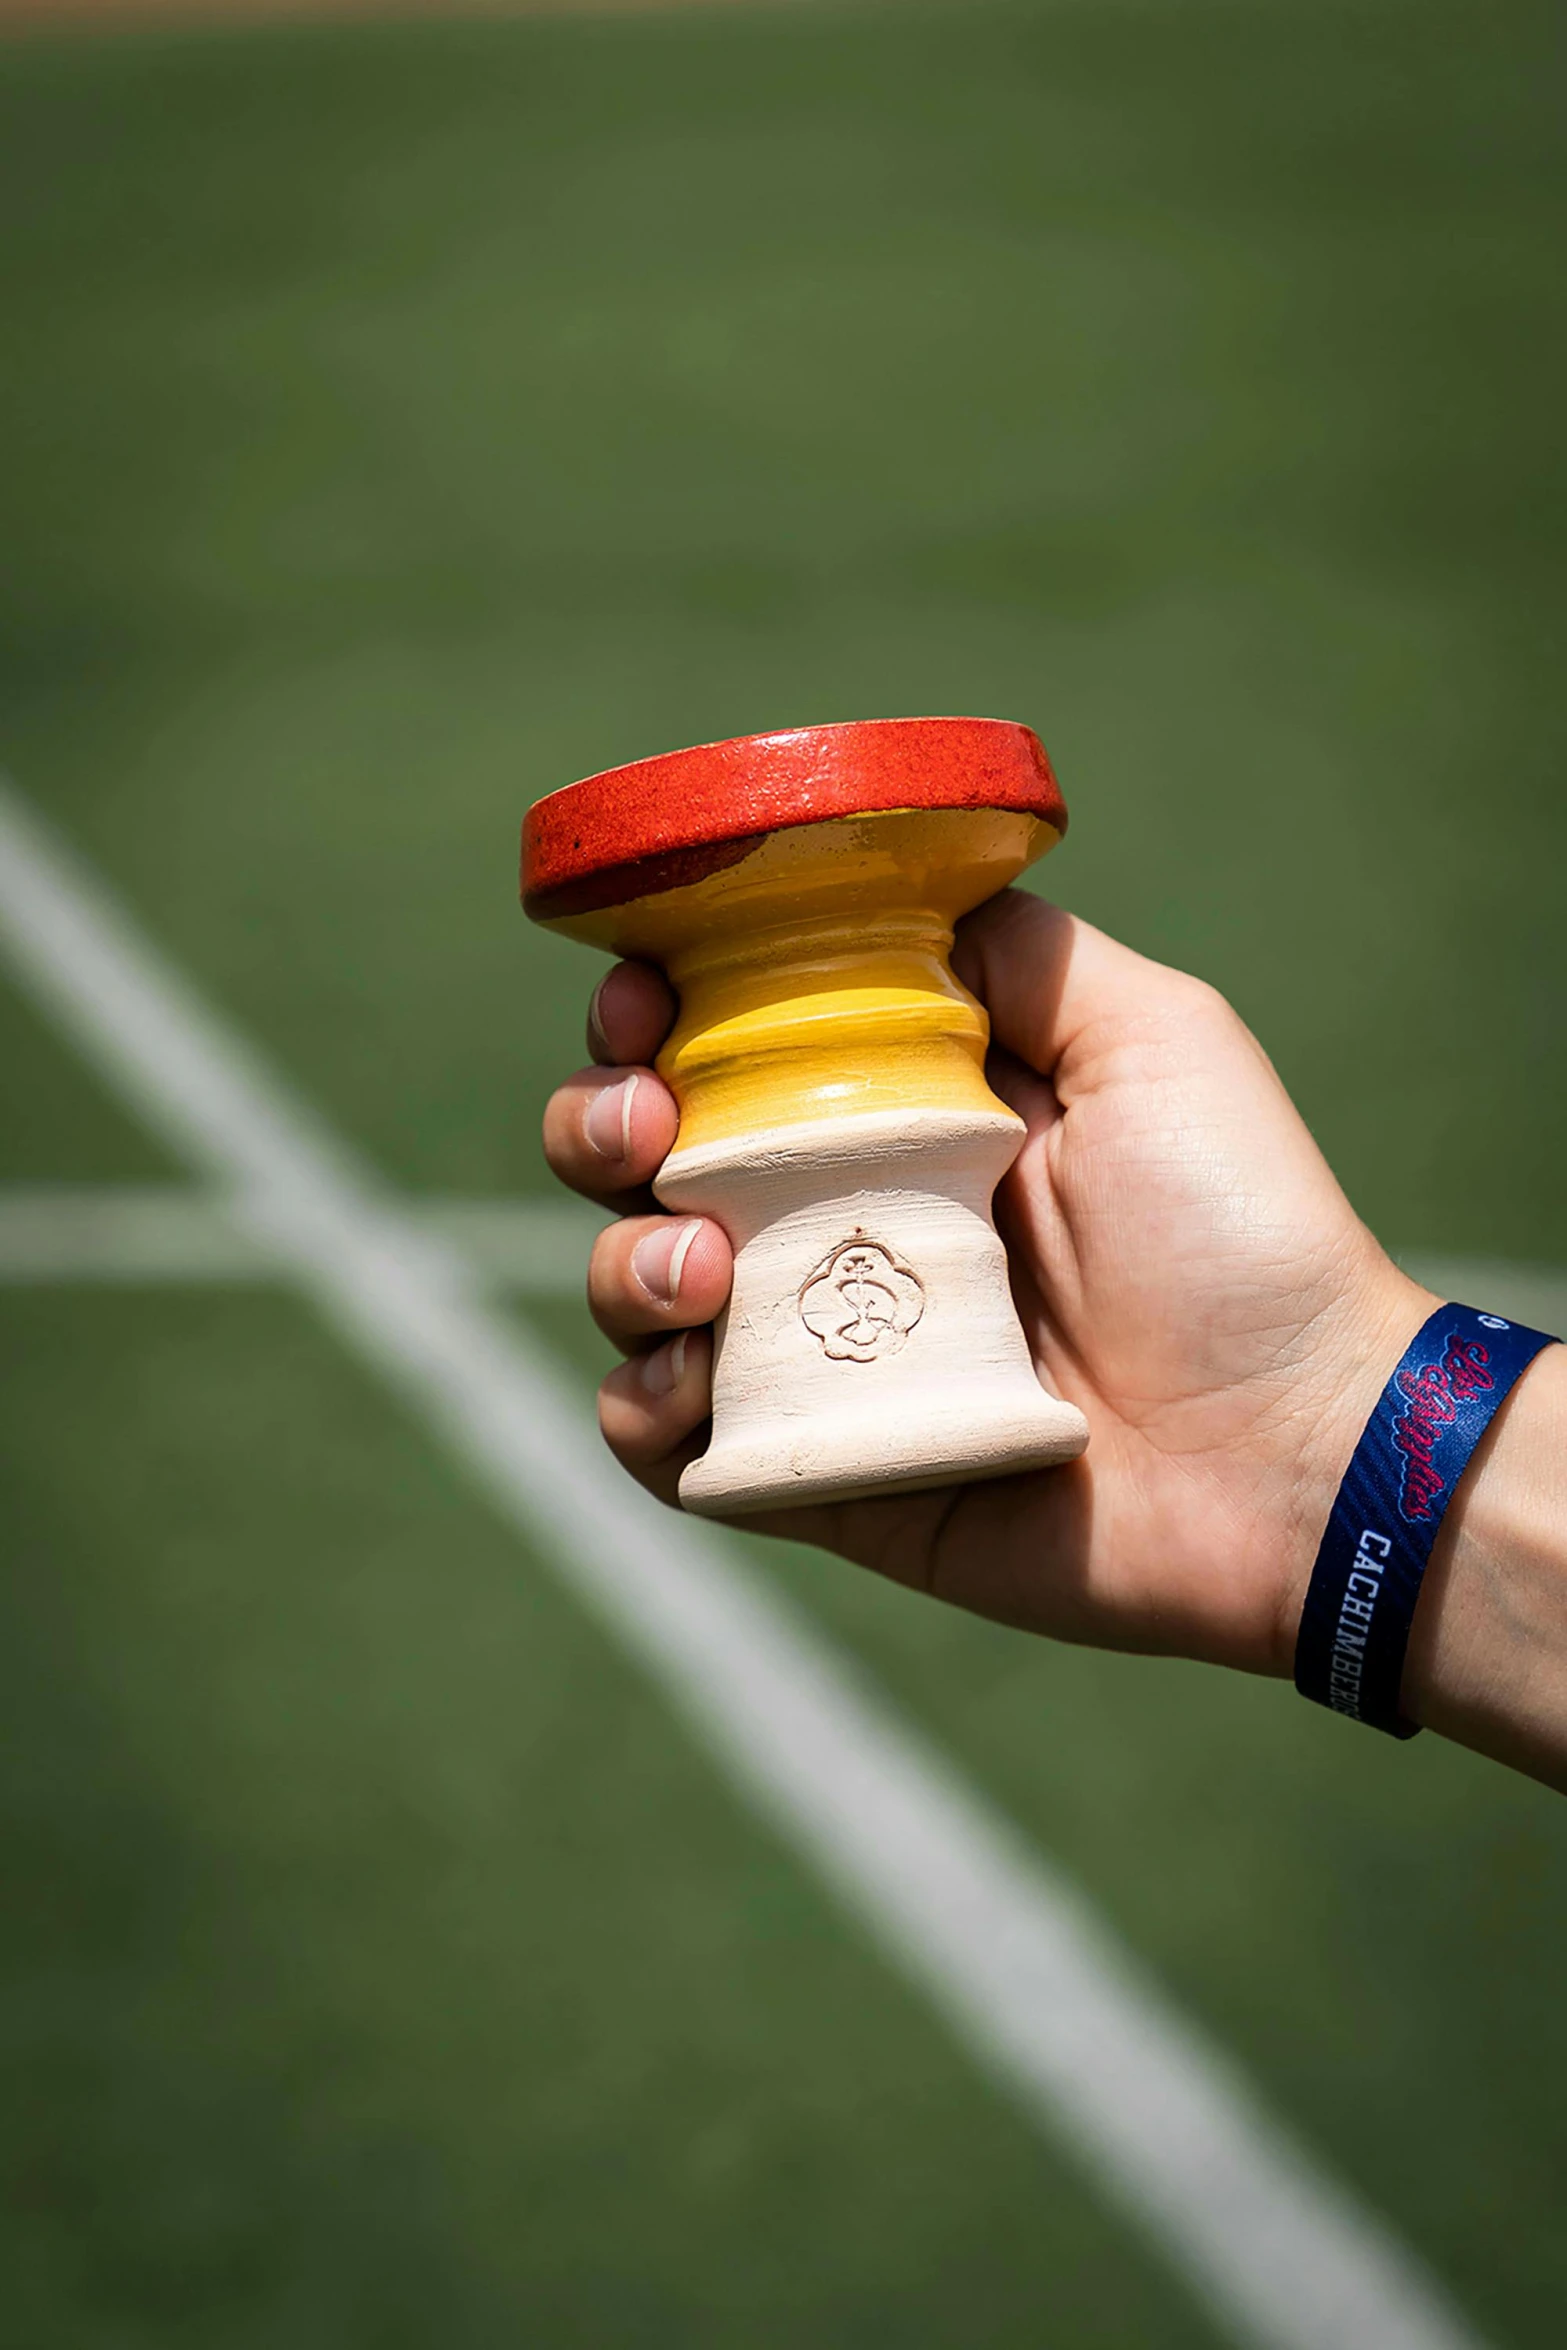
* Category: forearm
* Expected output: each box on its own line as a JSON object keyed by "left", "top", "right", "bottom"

{"left": 1402, "top": 1343, "right": 1567, "bottom": 1792}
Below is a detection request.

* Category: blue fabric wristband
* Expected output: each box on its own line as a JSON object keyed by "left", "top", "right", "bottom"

{"left": 1294, "top": 1303, "right": 1559, "bottom": 1738}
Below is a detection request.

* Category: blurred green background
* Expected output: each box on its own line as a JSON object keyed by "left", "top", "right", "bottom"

{"left": 1, "top": 1, "right": 1563, "bottom": 2343}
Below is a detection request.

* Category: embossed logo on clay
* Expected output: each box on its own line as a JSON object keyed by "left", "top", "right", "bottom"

{"left": 799, "top": 1235, "right": 925, "bottom": 1363}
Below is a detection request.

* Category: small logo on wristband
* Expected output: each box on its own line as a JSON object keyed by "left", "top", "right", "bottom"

{"left": 1391, "top": 1329, "right": 1495, "bottom": 1523}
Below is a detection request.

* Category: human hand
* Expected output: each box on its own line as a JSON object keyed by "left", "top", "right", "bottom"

{"left": 542, "top": 890, "right": 1435, "bottom": 1682}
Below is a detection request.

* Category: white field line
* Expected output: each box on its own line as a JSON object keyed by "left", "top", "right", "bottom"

{"left": 1, "top": 1184, "right": 1560, "bottom": 1342}
{"left": 0, "top": 1185, "right": 264, "bottom": 1280}
{"left": 0, "top": 1183, "right": 606, "bottom": 1290}
{"left": 424, "top": 1192, "right": 610, "bottom": 1285}
{"left": 0, "top": 777, "right": 1487, "bottom": 2350}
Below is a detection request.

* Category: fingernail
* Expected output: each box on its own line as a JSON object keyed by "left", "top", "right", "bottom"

{"left": 630, "top": 1218, "right": 701, "bottom": 1304}
{"left": 587, "top": 974, "right": 611, "bottom": 1056}
{"left": 584, "top": 1071, "right": 638, "bottom": 1161}
{"left": 640, "top": 1331, "right": 689, "bottom": 1397}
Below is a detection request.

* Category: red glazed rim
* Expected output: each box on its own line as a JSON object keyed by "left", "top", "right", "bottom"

{"left": 521, "top": 716, "right": 1067, "bottom": 922}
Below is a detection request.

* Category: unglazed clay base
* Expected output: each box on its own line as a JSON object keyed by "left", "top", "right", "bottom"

{"left": 657, "top": 1110, "right": 1086, "bottom": 1515}
{"left": 521, "top": 717, "right": 1091, "bottom": 1516}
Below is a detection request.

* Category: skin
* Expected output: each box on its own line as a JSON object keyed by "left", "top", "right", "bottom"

{"left": 543, "top": 890, "right": 1567, "bottom": 1792}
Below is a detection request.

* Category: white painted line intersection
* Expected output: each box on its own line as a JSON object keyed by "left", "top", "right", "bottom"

{"left": 0, "top": 776, "right": 1490, "bottom": 2350}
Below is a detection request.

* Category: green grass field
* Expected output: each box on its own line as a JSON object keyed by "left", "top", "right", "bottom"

{"left": 1, "top": 2, "right": 1565, "bottom": 2343}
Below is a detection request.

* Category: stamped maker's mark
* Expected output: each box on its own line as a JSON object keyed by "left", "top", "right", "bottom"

{"left": 799, "top": 1234, "right": 925, "bottom": 1363}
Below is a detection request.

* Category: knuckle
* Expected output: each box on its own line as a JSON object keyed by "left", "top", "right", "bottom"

{"left": 1174, "top": 971, "right": 1235, "bottom": 1025}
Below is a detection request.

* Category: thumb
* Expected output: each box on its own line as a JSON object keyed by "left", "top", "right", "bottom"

{"left": 954, "top": 890, "right": 1189, "bottom": 1083}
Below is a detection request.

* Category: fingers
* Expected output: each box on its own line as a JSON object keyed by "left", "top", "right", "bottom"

{"left": 587, "top": 959, "right": 677, "bottom": 1067}
{"left": 588, "top": 1211, "right": 733, "bottom": 1350}
{"left": 598, "top": 1326, "right": 714, "bottom": 1508}
{"left": 545, "top": 961, "right": 682, "bottom": 1206}
{"left": 954, "top": 889, "right": 1209, "bottom": 1086}
{"left": 542, "top": 1064, "right": 680, "bottom": 1207}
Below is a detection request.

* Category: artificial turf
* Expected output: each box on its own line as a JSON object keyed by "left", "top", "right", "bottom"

{"left": 1, "top": 2, "right": 1564, "bottom": 2341}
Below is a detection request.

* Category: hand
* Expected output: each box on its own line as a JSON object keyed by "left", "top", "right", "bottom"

{"left": 543, "top": 889, "right": 1435, "bottom": 1683}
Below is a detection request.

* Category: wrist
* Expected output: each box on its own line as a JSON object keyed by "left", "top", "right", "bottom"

{"left": 1400, "top": 1343, "right": 1567, "bottom": 1789}
{"left": 1273, "top": 1257, "right": 1440, "bottom": 1677}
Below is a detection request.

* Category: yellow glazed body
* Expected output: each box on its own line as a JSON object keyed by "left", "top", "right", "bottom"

{"left": 543, "top": 806, "right": 1058, "bottom": 1157}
